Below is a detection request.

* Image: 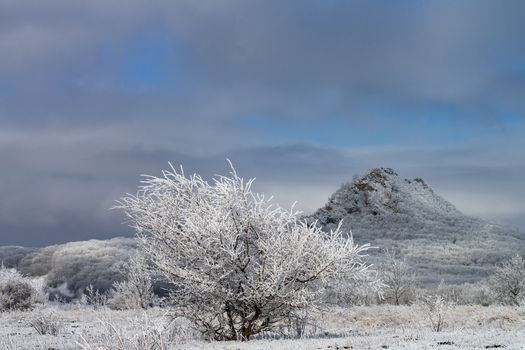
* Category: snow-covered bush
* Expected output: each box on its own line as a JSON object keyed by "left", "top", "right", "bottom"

{"left": 466, "top": 284, "right": 494, "bottom": 306}
{"left": 429, "top": 281, "right": 494, "bottom": 306}
{"left": 109, "top": 253, "right": 156, "bottom": 310}
{"left": 323, "top": 278, "right": 381, "bottom": 306}
{"left": 0, "top": 280, "right": 33, "bottom": 311}
{"left": 490, "top": 255, "right": 525, "bottom": 306}
{"left": 0, "top": 264, "right": 44, "bottom": 311}
{"left": 115, "top": 162, "right": 376, "bottom": 341}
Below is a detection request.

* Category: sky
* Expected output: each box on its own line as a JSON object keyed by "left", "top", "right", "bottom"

{"left": 1, "top": 0, "right": 525, "bottom": 246}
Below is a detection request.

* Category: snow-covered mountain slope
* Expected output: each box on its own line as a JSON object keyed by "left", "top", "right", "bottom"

{"left": 309, "top": 168, "right": 525, "bottom": 284}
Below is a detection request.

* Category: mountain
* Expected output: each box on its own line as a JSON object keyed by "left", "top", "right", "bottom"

{"left": 308, "top": 168, "right": 525, "bottom": 284}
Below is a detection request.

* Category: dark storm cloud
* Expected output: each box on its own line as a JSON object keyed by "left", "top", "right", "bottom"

{"left": 0, "top": 1, "right": 524, "bottom": 245}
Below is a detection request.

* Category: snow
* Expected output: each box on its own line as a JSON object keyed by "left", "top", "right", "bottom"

{"left": 1, "top": 304, "right": 524, "bottom": 349}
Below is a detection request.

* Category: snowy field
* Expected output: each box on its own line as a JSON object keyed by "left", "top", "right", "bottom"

{"left": 1, "top": 305, "right": 524, "bottom": 350}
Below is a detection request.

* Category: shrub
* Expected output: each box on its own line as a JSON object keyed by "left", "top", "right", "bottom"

{"left": 421, "top": 295, "right": 453, "bottom": 332}
{"left": 115, "top": 162, "right": 377, "bottom": 340}
{"left": 0, "top": 280, "right": 34, "bottom": 311}
{"left": 0, "top": 264, "right": 42, "bottom": 311}
{"left": 80, "top": 284, "right": 108, "bottom": 309}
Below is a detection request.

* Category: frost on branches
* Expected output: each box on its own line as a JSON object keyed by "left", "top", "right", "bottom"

{"left": 115, "top": 162, "right": 376, "bottom": 341}
{"left": 490, "top": 255, "right": 525, "bottom": 306}
{"left": 380, "top": 249, "right": 416, "bottom": 305}
{"left": 110, "top": 253, "right": 155, "bottom": 310}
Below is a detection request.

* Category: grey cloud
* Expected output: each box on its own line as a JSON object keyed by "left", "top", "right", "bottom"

{"left": 157, "top": 0, "right": 525, "bottom": 121}
{"left": 0, "top": 129, "right": 523, "bottom": 246}
{"left": 0, "top": 0, "right": 157, "bottom": 75}
{"left": 0, "top": 1, "right": 524, "bottom": 245}
{"left": 1, "top": 0, "right": 525, "bottom": 127}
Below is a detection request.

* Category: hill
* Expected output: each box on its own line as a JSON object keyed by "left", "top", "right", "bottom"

{"left": 308, "top": 168, "right": 525, "bottom": 284}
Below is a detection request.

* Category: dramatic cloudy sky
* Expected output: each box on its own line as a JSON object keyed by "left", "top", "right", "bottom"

{"left": 1, "top": 0, "right": 524, "bottom": 246}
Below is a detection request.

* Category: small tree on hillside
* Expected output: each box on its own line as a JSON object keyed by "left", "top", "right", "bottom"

{"left": 380, "top": 249, "right": 416, "bottom": 305}
{"left": 490, "top": 255, "right": 525, "bottom": 306}
{"left": 115, "top": 162, "right": 376, "bottom": 341}
{"left": 109, "top": 253, "right": 155, "bottom": 310}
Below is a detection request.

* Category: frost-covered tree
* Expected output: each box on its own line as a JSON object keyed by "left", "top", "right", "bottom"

{"left": 115, "top": 162, "right": 375, "bottom": 341}
{"left": 110, "top": 253, "right": 155, "bottom": 310}
{"left": 380, "top": 249, "right": 416, "bottom": 305}
{"left": 490, "top": 255, "right": 525, "bottom": 306}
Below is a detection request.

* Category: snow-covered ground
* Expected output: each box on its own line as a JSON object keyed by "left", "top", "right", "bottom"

{"left": 1, "top": 304, "right": 524, "bottom": 349}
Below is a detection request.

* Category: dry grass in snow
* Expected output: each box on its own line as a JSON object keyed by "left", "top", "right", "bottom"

{"left": 0, "top": 304, "right": 524, "bottom": 349}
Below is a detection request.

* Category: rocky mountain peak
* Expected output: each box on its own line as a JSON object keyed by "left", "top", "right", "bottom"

{"left": 354, "top": 167, "right": 396, "bottom": 191}
{"left": 316, "top": 167, "right": 455, "bottom": 224}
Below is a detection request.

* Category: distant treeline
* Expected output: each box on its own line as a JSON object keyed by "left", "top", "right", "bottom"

{"left": 0, "top": 237, "right": 136, "bottom": 296}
